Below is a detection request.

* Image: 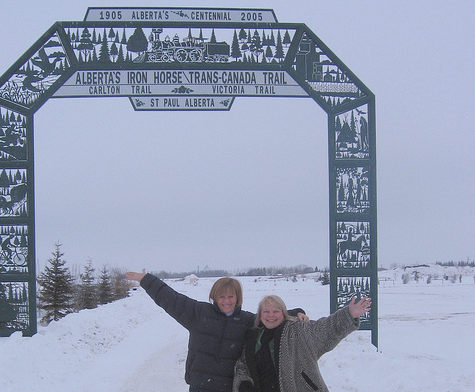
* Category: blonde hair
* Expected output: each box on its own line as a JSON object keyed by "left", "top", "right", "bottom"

{"left": 254, "top": 295, "right": 291, "bottom": 328}
{"left": 209, "top": 277, "right": 243, "bottom": 307}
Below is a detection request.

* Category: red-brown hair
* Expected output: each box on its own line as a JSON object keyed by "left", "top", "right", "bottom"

{"left": 209, "top": 277, "right": 243, "bottom": 307}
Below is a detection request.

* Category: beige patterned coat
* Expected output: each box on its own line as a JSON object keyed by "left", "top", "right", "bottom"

{"left": 233, "top": 306, "right": 359, "bottom": 392}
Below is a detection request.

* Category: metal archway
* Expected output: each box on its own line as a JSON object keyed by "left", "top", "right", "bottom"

{"left": 0, "top": 7, "right": 377, "bottom": 346}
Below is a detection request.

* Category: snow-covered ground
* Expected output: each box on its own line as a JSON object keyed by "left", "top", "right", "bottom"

{"left": 1, "top": 266, "right": 474, "bottom": 392}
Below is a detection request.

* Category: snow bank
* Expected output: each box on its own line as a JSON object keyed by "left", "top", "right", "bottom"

{"left": 1, "top": 270, "right": 474, "bottom": 392}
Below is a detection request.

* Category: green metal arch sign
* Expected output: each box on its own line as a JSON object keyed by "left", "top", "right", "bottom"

{"left": 0, "top": 7, "right": 377, "bottom": 346}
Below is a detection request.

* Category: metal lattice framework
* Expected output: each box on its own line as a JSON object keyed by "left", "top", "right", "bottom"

{"left": 0, "top": 7, "right": 377, "bottom": 346}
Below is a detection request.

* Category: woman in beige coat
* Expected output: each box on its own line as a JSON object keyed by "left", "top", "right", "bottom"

{"left": 233, "top": 295, "right": 371, "bottom": 392}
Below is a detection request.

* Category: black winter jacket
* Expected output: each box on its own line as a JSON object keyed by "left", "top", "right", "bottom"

{"left": 140, "top": 273, "right": 255, "bottom": 392}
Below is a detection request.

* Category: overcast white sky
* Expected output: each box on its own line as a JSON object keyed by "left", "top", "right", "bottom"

{"left": 0, "top": 0, "right": 473, "bottom": 273}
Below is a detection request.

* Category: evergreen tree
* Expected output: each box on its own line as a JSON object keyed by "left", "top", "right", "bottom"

{"left": 231, "top": 30, "right": 242, "bottom": 60}
{"left": 77, "top": 27, "right": 93, "bottom": 60}
{"left": 117, "top": 44, "right": 124, "bottom": 64}
{"left": 76, "top": 260, "right": 97, "bottom": 310}
{"left": 274, "top": 31, "right": 285, "bottom": 62}
{"left": 108, "top": 27, "right": 116, "bottom": 41}
{"left": 98, "top": 31, "right": 111, "bottom": 63}
{"left": 37, "top": 243, "right": 74, "bottom": 324}
{"left": 269, "top": 30, "right": 276, "bottom": 46}
{"left": 250, "top": 30, "right": 263, "bottom": 61}
{"left": 0, "top": 169, "right": 10, "bottom": 188}
{"left": 110, "top": 42, "right": 119, "bottom": 62}
{"left": 238, "top": 28, "right": 247, "bottom": 42}
{"left": 283, "top": 29, "right": 291, "bottom": 46}
{"left": 97, "top": 266, "right": 113, "bottom": 305}
{"left": 265, "top": 45, "right": 273, "bottom": 59}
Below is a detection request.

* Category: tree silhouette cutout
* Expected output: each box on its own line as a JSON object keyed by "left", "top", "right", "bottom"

{"left": 127, "top": 27, "right": 148, "bottom": 57}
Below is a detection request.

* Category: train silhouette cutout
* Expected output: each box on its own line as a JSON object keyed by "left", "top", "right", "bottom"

{"left": 141, "top": 28, "right": 230, "bottom": 63}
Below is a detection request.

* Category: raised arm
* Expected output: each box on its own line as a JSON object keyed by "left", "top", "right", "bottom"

{"left": 126, "top": 270, "right": 203, "bottom": 330}
{"left": 302, "top": 297, "right": 366, "bottom": 358}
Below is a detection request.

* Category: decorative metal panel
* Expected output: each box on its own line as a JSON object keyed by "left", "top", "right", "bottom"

{"left": 0, "top": 31, "right": 71, "bottom": 109}
{"left": 336, "top": 221, "right": 371, "bottom": 270}
{"left": 335, "top": 104, "right": 370, "bottom": 160}
{"left": 0, "top": 281, "right": 31, "bottom": 336}
{"left": 65, "top": 26, "right": 297, "bottom": 65}
{"left": 0, "top": 169, "right": 28, "bottom": 217}
{"left": 336, "top": 166, "right": 370, "bottom": 215}
{"left": 337, "top": 276, "right": 372, "bottom": 329}
{"left": 0, "top": 225, "right": 29, "bottom": 274}
{"left": 291, "top": 32, "right": 366, "bottom": 110}
{"left": 0, "top": 107, "right": 28, "bottom": 161}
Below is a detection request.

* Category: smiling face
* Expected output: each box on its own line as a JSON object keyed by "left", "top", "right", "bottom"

{"left": 216, "top": 288, "right": 237, "bottom": 314}
{"left": 209, "top": 278, "right": 243, "bottom": 312}
{"left": 260, "top": 301, "right": 285, "bottom": 329}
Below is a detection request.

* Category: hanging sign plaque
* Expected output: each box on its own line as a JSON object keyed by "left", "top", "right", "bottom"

{"left": 84, "top": 7, "right": 278, "bottom": 23}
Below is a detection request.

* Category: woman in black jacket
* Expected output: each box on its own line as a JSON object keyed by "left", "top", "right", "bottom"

{"left": 125, "top": 271, "right": 306, "bottom": 392}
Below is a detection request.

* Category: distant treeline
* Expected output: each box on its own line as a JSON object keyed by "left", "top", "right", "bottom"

{"left": 436, "top": 260, "right": 475, "bottom": 267}
{"left": 153, "top": 269, "right": 230, "bottom": 279}
{"left": 237, "top": 264, "right": 318, "bottom": 276}
{"left": 153, "top": 264, "right": 322, "bottom": 279}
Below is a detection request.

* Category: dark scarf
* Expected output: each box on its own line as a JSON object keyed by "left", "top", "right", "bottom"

{"left": 254, "top": 327, "right": 280, "bottom": 392}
